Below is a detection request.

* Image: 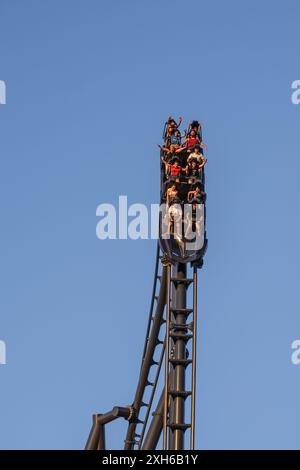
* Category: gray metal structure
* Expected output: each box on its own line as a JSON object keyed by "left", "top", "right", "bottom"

{"left": 85, "top": 247, "right": 204, "bottom": 451}
{"left": 85, "top": 122, "right": 207, "bottom": 450}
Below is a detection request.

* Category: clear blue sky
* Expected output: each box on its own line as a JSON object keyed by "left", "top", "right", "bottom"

{"left": 1, "top": 0, "right": 300, "bottom": 450}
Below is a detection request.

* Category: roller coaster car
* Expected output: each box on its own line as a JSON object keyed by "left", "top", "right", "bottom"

{"left": 159, "top": 147, "right": 208, "bottom": 265}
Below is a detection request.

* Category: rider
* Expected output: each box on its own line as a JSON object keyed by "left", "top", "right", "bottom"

{"left": 187, "top": 144, "right": 207, "bottom": 162}
{"left": 186, "top": 159, "right": 201, "bottom": 185}
{"left": 163, "top": 116, "right": 183, "bottom": 144}
{"left": 181, "top": 129, "right": 206, "bottom": 153}
{"left": 187, "top": 185, "right": 206, "bottom": 203}
{"left": 162, "top": 157, "right": 187, "bottom": 182}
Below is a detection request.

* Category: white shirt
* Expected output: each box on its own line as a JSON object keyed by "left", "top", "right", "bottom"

{"left": 187, "top": 152, "right": 204, "bottom": 163}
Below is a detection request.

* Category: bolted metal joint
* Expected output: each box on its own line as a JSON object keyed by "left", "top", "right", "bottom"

{"left": 126, "top": 405, "right": 135, "bottom": 422}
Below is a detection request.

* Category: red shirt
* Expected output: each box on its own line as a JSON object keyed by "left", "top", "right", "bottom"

{"left": 187, "top": 137, "right": 199, "bottom": 148}
{"left": 169, "top": 164, "right": 182, "bottom": 176}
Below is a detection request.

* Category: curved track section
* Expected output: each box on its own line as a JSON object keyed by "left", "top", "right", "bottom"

{"left": 124, "top": 249, "right": 167, "bottom": 450}
{"left": 85, "top": 118, "right": 207, "bottom": 451}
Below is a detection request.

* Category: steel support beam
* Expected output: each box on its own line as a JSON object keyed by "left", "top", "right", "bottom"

{"left": 142, "top": 388, "right": 164, "bottom": 450}
{"left": 85, "top": 407, "right": 130, "bottom": 450}
{"left": 168, "top": 265, "right": 177, "bottom": 449}
{"left": 124, "top": 266, "right": 167, "bottom": 450}
{"left": 190, "top": 266, "right": 198, "bottom": 449}
{"left": 173, "top": 263, "right": 187, "bottom": 450}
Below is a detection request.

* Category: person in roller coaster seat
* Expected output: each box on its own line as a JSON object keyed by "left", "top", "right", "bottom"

{"left": 158, "top": 143, "right": 185, "bottom": 159}
{"left": 187, "top": 148, "right": 207, "bottom": 183}
{"left": 187, "top": 144, "right": 207, "bottom": 163}
{"left": 187, "top": 185, "right": 206, "bottom": 204}
{"left": 181, "top": 129, "right": 207, "bottom": 154}
{"left": 187, "top": 120, "right": 202, "bottom": 138}
{"left": 168, "top": 200, "right": 183, "bottom": 245}
{"left": 162, "top": 157, "right": 187, "bottom": 182}
{"left": 161, "top": 184, "right": 182, "bottom": 245}
{"left": 166, "top": 183, "right": 180, "bottom": 207}
{"left": 163, "top": 116, "right": 183, "bottom": 143}
{"left": 169, "top": 128, "right": 185, "bottom": 149}
{"left": 186, "top": 159, "right": 201, "bottom": 185}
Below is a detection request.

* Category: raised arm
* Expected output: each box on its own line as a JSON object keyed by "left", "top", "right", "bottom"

{"left": 187, "top": 190, "right": 194, "bottom": 202}
{"left": 175, "top": 145, "right": 186, "bottom": 154}
{"left": 160, "top": 154, "right": 168, "bottom": 169}
{"left": 158, "top": 144, "right": 170, "bottom": 154}
{"left": 181, "top": 138, "right": 188, "bottom": 147}
{"left": 163, "top": 160, "right": 169, "bottom": 170}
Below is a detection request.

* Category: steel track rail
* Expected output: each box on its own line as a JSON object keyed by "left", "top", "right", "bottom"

{"left": 137, "top": 337, "right": 166, "bottom": 449}
{"left": 140, "top": 243, "right": 161, "bottom": 365}
{"left": 124, "top": 262, "right": 168, "bottom": 450}
{"left": 190, "top": 266, "right": 198, "bottom": 449}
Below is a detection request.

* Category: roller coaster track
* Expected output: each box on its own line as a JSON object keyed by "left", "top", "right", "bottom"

{"left": 85, "top": 246, "right": 202, "bottom": 450}
{"left": 85, "top": 122, "right": 207, "bottom": 451}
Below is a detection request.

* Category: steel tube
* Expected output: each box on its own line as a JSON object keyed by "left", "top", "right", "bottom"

{"left": 85, "top": 407, "right": 129, "bottom": 450}
{"left": 168, "top": 265, "right": 177, "bottom": 449}
{"left": 142, "top": 388, "right": 165, "bottom": 450}
{"left": 141, "top": 243, "right": 160, "bottom": 363}
{"left": 85, "top": 414, "right": 102, "bottom": 450}
{"left": 163, "top": 264, "right": 171, "bottom": 449}
{"left": 124, "top": 266, "right": 167, "bottom": 450}
{"left": 97, "top": 423, "right": 106, "bottom": 450}
{"left": 190, "top": 267, "right": 198, "bottom": 449}
{"left": 173, "top": 263, "right": 187, "bottom": 450}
